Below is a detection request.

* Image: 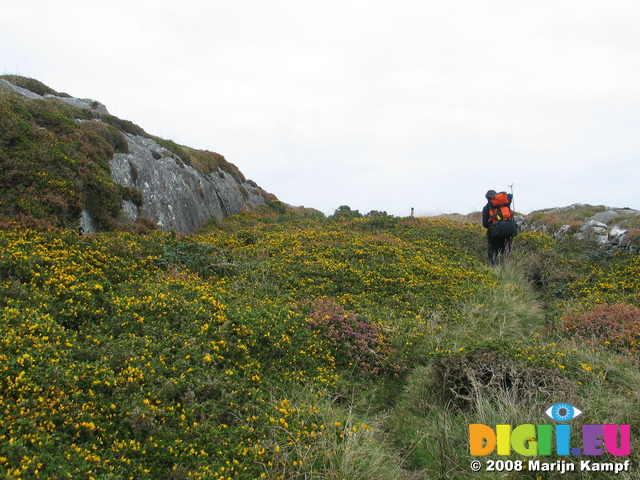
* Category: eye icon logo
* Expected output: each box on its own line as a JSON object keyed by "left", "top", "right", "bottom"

{"left": 545, "top": 403, "right": 583, "bottom": 422}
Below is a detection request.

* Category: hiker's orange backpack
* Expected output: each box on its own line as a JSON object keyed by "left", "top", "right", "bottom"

{"left": 488, "top": 192, "right": 512, "bottom": 224}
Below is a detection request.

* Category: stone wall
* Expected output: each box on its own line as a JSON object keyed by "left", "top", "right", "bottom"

{"left": 521, "top": 205, "right": 640, "bottom": 254}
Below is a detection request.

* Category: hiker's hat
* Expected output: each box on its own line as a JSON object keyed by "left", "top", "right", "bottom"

{"left": 485, "top": 190, "right": 497, "bottom": 200}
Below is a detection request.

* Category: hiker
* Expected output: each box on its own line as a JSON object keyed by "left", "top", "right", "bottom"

{"left": 482, "top": 190, "right": 516, "bottom": 266}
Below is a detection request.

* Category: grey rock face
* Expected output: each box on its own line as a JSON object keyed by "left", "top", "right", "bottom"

{"left": 110, "top": 134, "right": 266, "bottom": 233}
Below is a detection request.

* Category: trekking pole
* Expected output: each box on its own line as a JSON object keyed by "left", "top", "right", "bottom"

{"left": 508, "top": 184, "right": 515, "bottom": 213}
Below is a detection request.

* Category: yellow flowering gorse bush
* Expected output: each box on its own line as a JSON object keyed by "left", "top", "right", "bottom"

{"left": 1, "top": 214, "right": 637, "bottom": 479}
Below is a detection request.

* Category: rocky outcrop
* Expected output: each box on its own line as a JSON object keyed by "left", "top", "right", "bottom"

{"left": 522, "top": 204, "right": 640, "bottom": 253}
{"left": 108, "top": 134, "right": 266, "bottom": 234}
{"left": 574, "top": 217, "right": 637, "bottom": 251}
{"left": 2, "top": 76, "right": 269, "bottom": 234}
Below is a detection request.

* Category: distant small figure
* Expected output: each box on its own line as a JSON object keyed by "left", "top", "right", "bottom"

{"left": 78, "top": 226, "right": 85, "bottom": 236}
{"left": 482, "top": 190, "right": 517, "bottom": 266}
{"left": 411, "top": 207, "right": 414, "bottom": 217}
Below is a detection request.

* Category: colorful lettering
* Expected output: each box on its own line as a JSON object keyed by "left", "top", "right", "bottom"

{"left": 468, "top": 424, "right": 496, "bottom": 456}
{"left": 469, "top": 423, "right": 631, "bottom": 457}
{"left": 603, "top": 424, "right": 631, "bottom": 456}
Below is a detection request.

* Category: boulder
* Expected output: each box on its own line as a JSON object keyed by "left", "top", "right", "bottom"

{"left": 590, "top": 209, "right": 621, "bottom": 224}
{"left": 576, "top": 221, "right": 608, "bottom": 244}
{"left": 608, "top": 226, "right": 629, "bottom": 246}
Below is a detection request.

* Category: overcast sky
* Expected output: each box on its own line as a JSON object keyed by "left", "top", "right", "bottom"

{"left": 2, "top": 0, "right": 640, "bottom": 216}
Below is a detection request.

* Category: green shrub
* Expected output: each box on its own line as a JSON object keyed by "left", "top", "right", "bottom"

{"left": 118, "top": 185, "right": 143, "bottom": 207}
{"left": 329, "top": 205, "right": 362, "bottom": 220}
{"left": 99, "top": 113, "right": 148, "bottom": 137}
{"left": 82, "top": 120, "right": 129, "bottom": 153}
{"left": 0, "top": 92, "right": 126, "bottom": 230}
{"left": 266, "top": 199, "right": 287, "bottom": 214}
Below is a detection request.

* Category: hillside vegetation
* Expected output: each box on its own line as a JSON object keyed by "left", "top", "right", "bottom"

{"left": 0, "top": 75, "right": 271, "bottom": 232}
{"left": 1, "top": 207, "right": 640, "bottom": 479}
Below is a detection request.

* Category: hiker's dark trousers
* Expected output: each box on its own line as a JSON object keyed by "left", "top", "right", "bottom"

{"left": 487, "top": 236, "right": 511, "bottom": 266}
